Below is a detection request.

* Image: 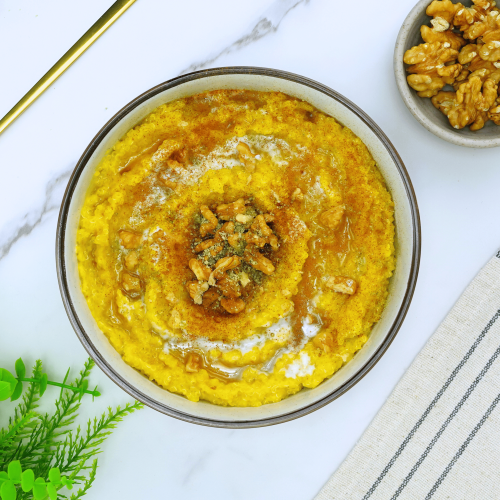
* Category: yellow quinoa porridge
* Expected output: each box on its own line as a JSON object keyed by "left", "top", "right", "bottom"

{"left": 77, "top": 90, "right": 395, "bottom": 407}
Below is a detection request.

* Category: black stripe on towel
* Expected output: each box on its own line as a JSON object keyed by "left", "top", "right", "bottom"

{"left": 425, "top": 392, "right": 500, "bottom": 500}
{"left": 362, "top": 309, "right": 500, "bottom": 500}
{"left": 390, "top": 339, "right": 500, "bottom": 499}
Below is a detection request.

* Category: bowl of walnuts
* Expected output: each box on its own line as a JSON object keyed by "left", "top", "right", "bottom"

{"left": 395, "top": 0, "right": 500, "bottom": 148}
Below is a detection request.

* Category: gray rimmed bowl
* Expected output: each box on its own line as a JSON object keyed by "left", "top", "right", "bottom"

{"left": 395, "top": 0, "right": 500, "bottom": 148}
{"left": 56, "top": 67, "right": 420, "bottom": 428}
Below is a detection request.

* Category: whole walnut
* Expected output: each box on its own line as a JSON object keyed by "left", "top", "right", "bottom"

{"left": 488, "top": 97, "right": 500, "bottom": 123}
{"left": 457, "top": 7, "right": 500, "bottom": 41}
{"left": 423, "top": 0, "right": 467, "bottom": 49}
{"left": 405, "top": 41, "right": 462, "bottom": 97}
{"left": 432, "top": 73, "right": 499, "bottom": 129}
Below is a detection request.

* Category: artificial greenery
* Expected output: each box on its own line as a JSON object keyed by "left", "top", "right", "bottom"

{"left": 0, "top": 358, "right": 143, "bottom": 500}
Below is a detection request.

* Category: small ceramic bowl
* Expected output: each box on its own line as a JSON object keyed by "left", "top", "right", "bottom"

{"left": 56, "top": 67, "right": 421, "bottom": 428}
{"left": 394, "top": 0, "right": 500, "bottom": 148}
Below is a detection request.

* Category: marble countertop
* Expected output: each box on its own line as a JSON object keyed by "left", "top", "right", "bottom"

{"left": 1, "top": 0, "right": 500, "bottom": 498}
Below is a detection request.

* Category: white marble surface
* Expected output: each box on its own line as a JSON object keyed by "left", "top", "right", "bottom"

{"left": 1, "top": 0, "right": 500, "bottom": 498}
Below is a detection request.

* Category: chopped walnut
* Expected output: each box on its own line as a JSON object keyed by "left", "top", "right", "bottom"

{"left": 194, "top": 239, "right": 216, "bottom": 253}
{"left": 251, "top": 214, "right": 273, "bottom": 237}
{"left": 157, "top": 174, "right": 179, "bottom": 191}
{"left": 319, "top": 205, "right": 345, "bottom": 229}
{"left": 188, "top": 200, "right": 279, "bottom": 313}
{"left": 269, "top": 234, "right": 279, "bottom": 250}
{"left": 239, "top": 272, "right": 251, "bottom": 287}
{"left": 189, "top": 259, "right": 211, "bottom": 281}
{"left": 210, "top": 255, "right": 241, "bottom": 284}
{"left": 202, "top": 288, "right": 220, "bottom": 308}
{"left": 236, "top": 142, "right": 256, "bottom": 172}
{"left": 185, "top": 353, "right": 202, "bottom": 373}
{"left": 326, "top": 276, "right": 357, "bottom": 295}
{"left": 227, "top": 232, "right": 241, "bottom": 248}
{"left": 151, "top": 139, "right": 181, "bottom": 163}
{"left": 313, "top": 330, "right": 336, "bottom": 353}
{"left": 200, "top": 205, "right": 218, "bottom": 237}
{"left": 124, "top": 251, "right": 139, "bottom": 270}
{"left": 235, "top": 213, "right": 254, "bottom": 224}
{"left": 220, "top": 297, "right": 246, "bottom": 314}
{"left": 186, "top": 281, "right": 209, "bottom": 305}
{"left": 244, "top": 244, "right": 275, "bottom": 275}
{"left": 291, "top": 188, "right": 304, "bottom": 201}
{"left": 244, "top": 231, "right": 268, "bottom": 248}
{"left": 216, "top": 198, "right": 246, "bottom": 220}
{"left": 122, "top": 272, "right": 142, "bottom": 293}
{"left": 119, "top": 230, "right": 142, "bottom": 249}
{"left": 217, "top": 275, "right": 242, "bottom": 298}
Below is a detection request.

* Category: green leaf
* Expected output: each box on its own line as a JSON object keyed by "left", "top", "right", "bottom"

{"left": 39, "top": 373, "right": 48, "bottom": 397}
{"left": 0, "top": 369, "right": 17, "bottom": 401}
{"left": 46, "top": 483, "right": 57, "bottom": 500}
{"left": 7, "top": 461, "right": 22, "bottom": 482}
{"left": 32, "top": 478, "right": 47, "bottom": 500}
{"left": 21, "top": 470, "right": 34, "bottom": 492}
{"left": 79, "top": 380, "right": 89, "bottom": 401}
{"left": 0, "top": 381, "right": 12, "bottom": 401}
{"left": 10, "top": 381, "right": 23, "bottom": 402}
{"left": 48, "top": 469, "right": 60, "bottom": 484}
{"left": 14, "top": 359, "right": 25, "bottom": 380}
{"left": 0, "top": 480, "right": 17, "bottom": 500}
{"left": 0, "top": 368, "right": 17, "bottom": 385}
{"left": 0, "top": 472, "right": 8, "bottom": 482}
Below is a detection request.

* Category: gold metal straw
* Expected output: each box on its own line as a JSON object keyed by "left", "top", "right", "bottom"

{"left": 0, "top": 0, "right": 136, "bottom": 135}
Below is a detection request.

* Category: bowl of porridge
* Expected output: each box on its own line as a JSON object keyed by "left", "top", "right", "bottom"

{"left": 57, "top": 67, "right": 420, "bottom": 427}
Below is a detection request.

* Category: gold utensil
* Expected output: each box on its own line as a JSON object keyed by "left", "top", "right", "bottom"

{"left": 0, "top": 0, "right": 136, "bottom": 135}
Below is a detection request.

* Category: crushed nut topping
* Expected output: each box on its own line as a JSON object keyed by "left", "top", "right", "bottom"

{"left": 185, "top": 353, "right": 202, "bottom": 373}
{"left": 121, "top": 272, "right": 142, "bottom": 298}
{"left": 291, "top": 188, "right": 304, "bottom": 201}
{"left": 124, "top": 251, "right": 139, "bottom": 270}
{"left": 319, "top": 205, "right": 345, "bottom": 229}
{"left": 187, "top": 281, "right": 210, "bottom": 305}
{"left": 326, "top": 276, "right": 358, "bottom": 295}
{"left": 186, "top": 199, "right": 279, "bottom": 314}
{"left": 119, "top": 230, "right": 142, "bottom": 249}
{"left": 236, "top": 142, "right": 256, "bottom": 171}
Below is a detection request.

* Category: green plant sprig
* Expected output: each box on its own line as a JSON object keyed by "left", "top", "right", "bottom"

{"left": 0, "top": 460, "right": 73, "bottom": 500}
{"left": 0, "top": 357, "right": 143, "bottom": 500}
{"left": 0, "top": 359, "right": 100, "bottom": 403}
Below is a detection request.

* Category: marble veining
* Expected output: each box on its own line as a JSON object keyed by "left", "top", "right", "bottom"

{"left": 180, "top": 0, "right": 309, "bottom": 75}
{"left": 0, "top": 168, "right": 71, "bottom": 262}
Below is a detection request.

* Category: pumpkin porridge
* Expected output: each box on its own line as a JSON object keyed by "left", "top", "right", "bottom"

{"left": 76, "top": 90, "right": 395, "bottom": 407}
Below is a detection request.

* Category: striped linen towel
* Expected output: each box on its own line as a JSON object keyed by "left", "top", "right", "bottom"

{"left": 315, "top": 251, "right": 500, "bottom": 500}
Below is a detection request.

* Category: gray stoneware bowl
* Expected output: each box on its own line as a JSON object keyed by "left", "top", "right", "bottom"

{"left": 56, "top": 67, "right": 421, "bottom": 428}
{"left": 395, "top": 0, "right": 500, "bottom": 148}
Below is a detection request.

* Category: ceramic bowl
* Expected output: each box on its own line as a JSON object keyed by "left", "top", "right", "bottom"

{"left": 394, "top": 0, "right": 500, "bottom": 148}
{"left": 56, "top": 67, "right": 420, "bottom": 428}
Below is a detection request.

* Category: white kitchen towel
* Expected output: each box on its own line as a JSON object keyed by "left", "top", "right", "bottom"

{"left": 315, "top": 251, "right": 500, "bottom": 500}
